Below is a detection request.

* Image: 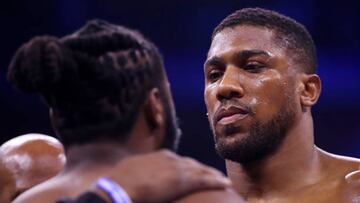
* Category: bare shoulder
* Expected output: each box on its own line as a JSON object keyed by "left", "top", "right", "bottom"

{"left": 319, "top": 148, "right": 360, "bottom": 190}
{"left": 174, "top": 188, "right": 245, "bottom": 203}
{"left": 318, "top": 148, "right": 360, "bottom": 173}
{"left": 328, "top": 153, "right": 360, "bottom": 165}
{"left": 293, "top": 148, "right": 360, "bottom": 202}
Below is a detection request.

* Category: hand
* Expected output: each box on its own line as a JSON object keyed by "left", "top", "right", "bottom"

{"left": 97, "top": 150, "right": 231, "bottom": 203}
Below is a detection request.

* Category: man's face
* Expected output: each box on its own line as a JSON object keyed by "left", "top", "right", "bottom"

{"left": 204, "top": 25, "right": 299, "bottom": 163}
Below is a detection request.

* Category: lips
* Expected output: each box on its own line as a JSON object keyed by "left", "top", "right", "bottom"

{"left": 214, "top": 106, "right": 249, "bottom": 125}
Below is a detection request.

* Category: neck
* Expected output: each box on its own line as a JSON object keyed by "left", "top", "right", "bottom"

{"left": 227, "top": 114, "right": 323, "bottom": 199}
{"left": 64, "top": 142, "right": 131, "bottom": 172}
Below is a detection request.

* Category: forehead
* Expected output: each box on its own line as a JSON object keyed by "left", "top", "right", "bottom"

{"left": 208, "top": 25, "right": 285, "bottom": 60}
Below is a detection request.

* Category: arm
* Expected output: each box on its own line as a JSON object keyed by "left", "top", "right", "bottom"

{"left": 175, "top": 188, "right": 245, "bottom": 203}
{"left": 58, "top": 150, "right": 233, "bottom": 203}
{"left": 62, "top": 188, "right": 245, "bottom": 203}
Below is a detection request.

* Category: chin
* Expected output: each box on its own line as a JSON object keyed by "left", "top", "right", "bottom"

{"left": 215, "top": 131, "right": 248, "bottom": 145}
{"left": 213, "top": 127, "right": 271, "bottom": 164}
{"left": 215, "top": 123, "right": 248, "bottom": 138}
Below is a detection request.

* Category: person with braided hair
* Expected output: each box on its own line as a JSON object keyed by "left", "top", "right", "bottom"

{"left": 8, "top": 20, "right": 244, "bottom": 203}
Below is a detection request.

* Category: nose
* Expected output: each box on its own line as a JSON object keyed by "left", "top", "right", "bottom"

{"left": 216, "top": 66, "right": 244, "bottom": 101}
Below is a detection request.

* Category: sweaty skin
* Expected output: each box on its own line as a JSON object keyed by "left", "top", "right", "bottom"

{"left": 204, "top": 25, "right": 360, "bottom": 202}
{"left": 12, "top": 104, "right": 244, "bottom": 203}
{"left": 8, "top": 20, "right": 244, "bottom": 203}
{"left": 0, "top": 134, "right": 65, "bottom": 197}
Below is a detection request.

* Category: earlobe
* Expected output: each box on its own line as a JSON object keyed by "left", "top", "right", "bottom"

{"left": 299, "top": 74, "right": 322, "bottom": 107}
{"left": 144, "top": 88, "right": 164, "bottom": 131}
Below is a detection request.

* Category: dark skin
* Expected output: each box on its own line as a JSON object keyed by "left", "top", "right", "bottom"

{"left": 13, "top": 82, "right": 244, "bottom": 203}
{"left": 0, "top": 156, "right": 15, "bottom": 203}
{"left": 0, "top": 134, "right": 65, "bottom": 198}
{"left": 204, "top": 25, "right": 360, "bottom": 202}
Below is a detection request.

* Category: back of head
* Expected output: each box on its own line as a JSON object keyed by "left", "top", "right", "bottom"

{"left": 7, "top": 20, "right": 168, "bottom": 148}
{"left": 0, "top": 133, "right": 65, "bottom": 196}
{"left": 212, "top": 7, "right": 317, "bottom": 74}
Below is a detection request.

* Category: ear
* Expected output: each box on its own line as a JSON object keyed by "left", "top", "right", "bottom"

{"left": 298, "top": 74, "right": 321, "bottom": 107}
{"left": 144, "top": 88, "right": 165, "bottom": 131}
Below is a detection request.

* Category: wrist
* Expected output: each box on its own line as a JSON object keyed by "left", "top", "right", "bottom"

{"left": 94, "top": 177, "right": 133, "bottom": 203}
{"left": 91, "top": 187, "right": 114, "bottom": 203}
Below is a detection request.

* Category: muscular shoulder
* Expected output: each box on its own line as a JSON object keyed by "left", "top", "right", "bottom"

{"left": 174, "top": 188, "right": 245, "bottom": 203}
{"left": 316, "top": 149, "right": 360, "bottom": 201}
{"left": 332, "top": 155, "right": 360, "bottom": 192}
{"left": 320, "top": 149, "right": 360, "bottom": 176}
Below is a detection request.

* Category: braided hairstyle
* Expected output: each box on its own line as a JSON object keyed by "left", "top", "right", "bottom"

{"left": 8, "top": 20, "right": 168, "bottom": 148}
{"left": 212, "top": 8, "right": 317, "bottom": 74}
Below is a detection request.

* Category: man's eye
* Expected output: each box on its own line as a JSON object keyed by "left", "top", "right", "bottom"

{"left": 243, "top": 62, "right": 265, "bottom": 72}
{"left": 207, "top": 70, "right": 223, "bottom": 81}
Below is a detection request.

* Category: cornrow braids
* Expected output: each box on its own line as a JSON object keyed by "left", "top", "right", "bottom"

{"left": 212, "top": 8, "right": 317, "bottom": 74}
{"left": 8, "top": 20, "right": 167, "bottom": 147}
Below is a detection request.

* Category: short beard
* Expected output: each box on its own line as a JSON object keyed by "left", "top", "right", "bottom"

{"left": 214, "top": 100, "right": 296, "bottom": 164}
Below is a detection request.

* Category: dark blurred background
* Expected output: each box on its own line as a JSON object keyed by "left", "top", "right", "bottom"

{"left": 0, "top": 0, "right": 359, "bottom": 172}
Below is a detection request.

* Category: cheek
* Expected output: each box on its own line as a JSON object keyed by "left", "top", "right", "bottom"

{"left": 204, "top": 85, "right": 216, "bottom": 112}
{"left": 249, "top": 75, "right": 288, "bottom": 121}
{"left": 204, "top": 85, "right": 219, "bottom": 125}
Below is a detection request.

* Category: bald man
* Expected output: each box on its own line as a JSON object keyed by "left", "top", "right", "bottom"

{"left": 0, "top": 133, "right": 65, "bottom": 197}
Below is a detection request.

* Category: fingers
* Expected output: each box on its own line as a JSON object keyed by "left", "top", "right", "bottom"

{"left": 151, "top": 150, "right": 231, "bottom": 190}
{"left": 156, "top": 149, "right": 181, "bottom": 160}
{"left": 345, "top": 170, "right": 360, "bottom": 184}
{"left": 196, "top": 171, "right": 232, "bottom": 189}
{"left": 107, "top": 150, "right": 232, "bottom": 203}
{"left": 180, "top": 157, "right": 231, "bottom": 191}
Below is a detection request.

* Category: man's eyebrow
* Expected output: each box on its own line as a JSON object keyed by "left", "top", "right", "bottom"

{"left": 235, "top": 49, "right": 272, "bottom": 60}
{"left": 205, "top": 49, "right": 272, "bottom": 68}
{"left": 204, "top": 56, "right": 223, "bottom": 68}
